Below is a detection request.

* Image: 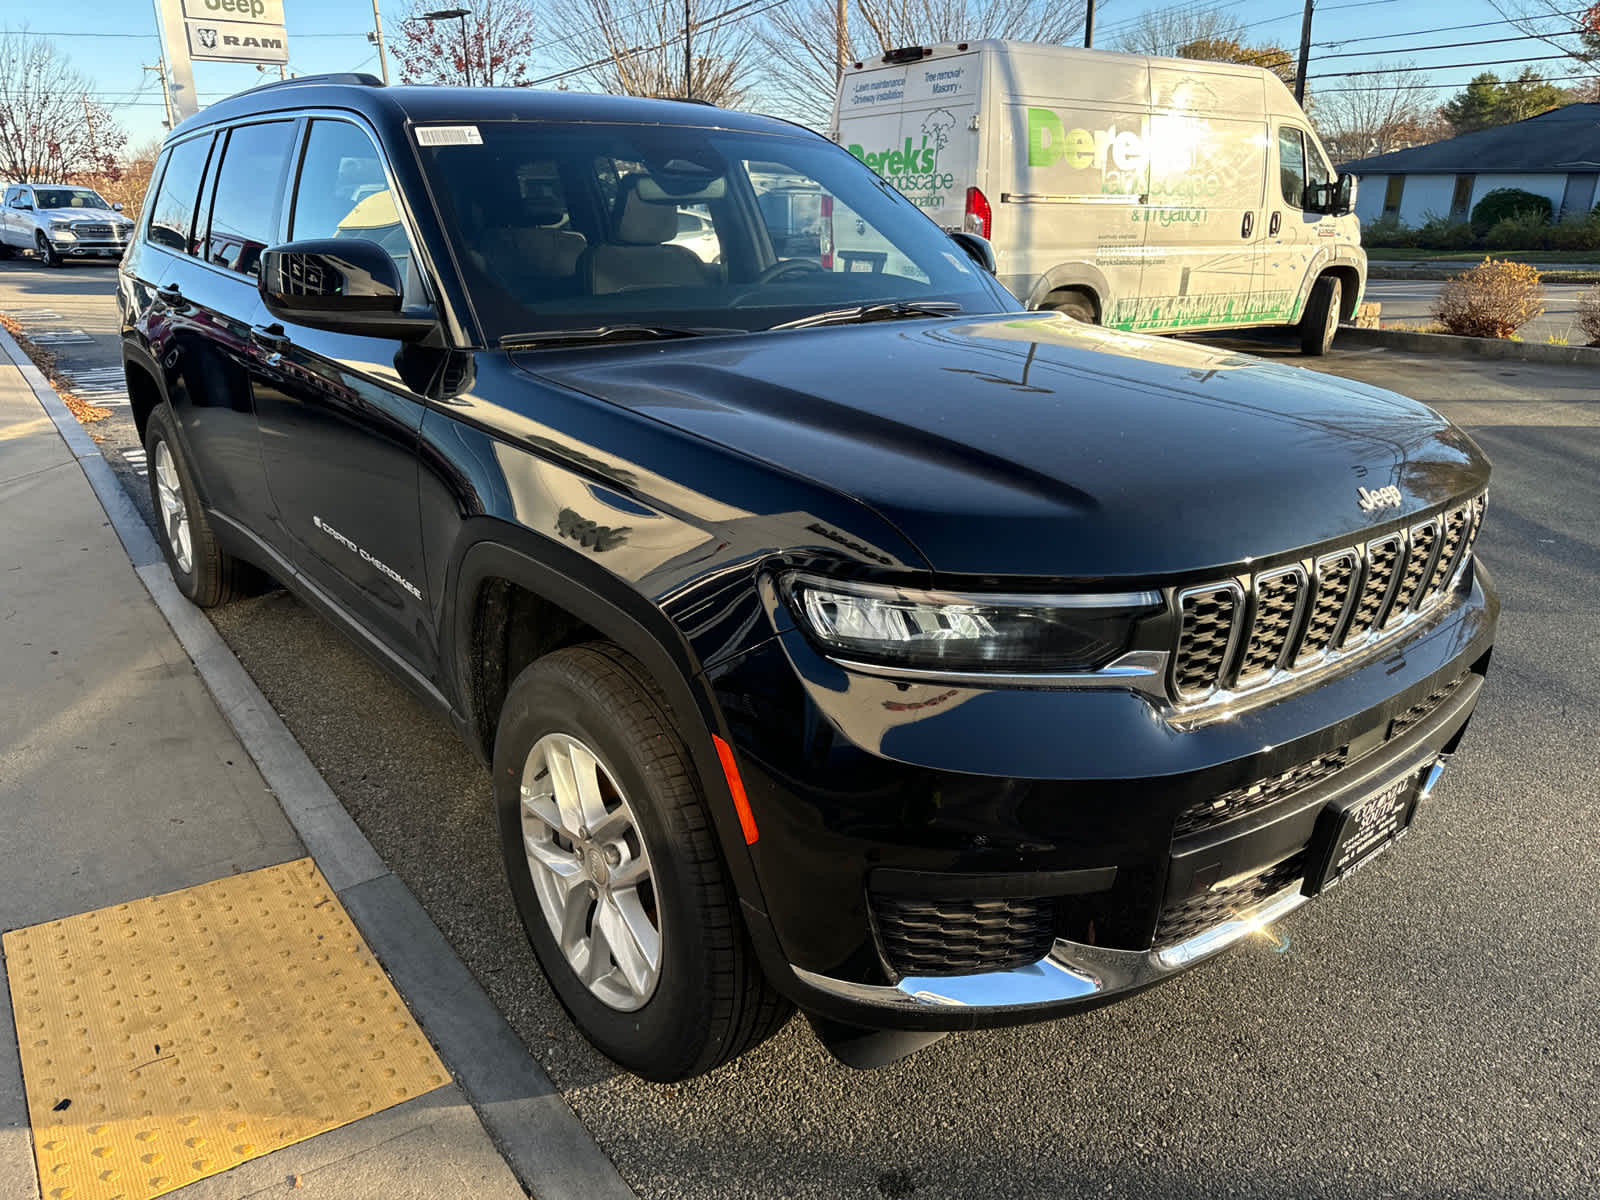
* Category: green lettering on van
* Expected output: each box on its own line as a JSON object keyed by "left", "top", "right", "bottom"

{"left": 1027, "top": 108, "right": 1064, "bottom": 167}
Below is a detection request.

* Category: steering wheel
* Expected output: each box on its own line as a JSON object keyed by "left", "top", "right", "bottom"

{"left": 753, "top": 258, "right": 827, "bottom": 285}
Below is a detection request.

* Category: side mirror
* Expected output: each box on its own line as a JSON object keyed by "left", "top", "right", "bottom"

{"left": 15, "top": 202, "right": 31, "bottom": 211}
{"left": 949, "top": 230, "right": 997, "bottom": 275}
{"left": 1303, "top": 175, "right": 1356, "bottom": 217}
{"left": 258, "top": 239, "right": 435, "bottom": 341}
{"left": 113, "top": 202, "right": 124, "bottom": 212}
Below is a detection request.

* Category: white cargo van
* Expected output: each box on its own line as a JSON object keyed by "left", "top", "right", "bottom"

{"left": 831, "top": 40, "right": 1365, "bottom": 354}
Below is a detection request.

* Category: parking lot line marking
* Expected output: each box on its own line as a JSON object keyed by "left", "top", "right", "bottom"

{"left": 3, "top": 858, "right": 449, "bottom": 1200}
{"left": 26, "top": 330, "right": 93, "bottom": 345}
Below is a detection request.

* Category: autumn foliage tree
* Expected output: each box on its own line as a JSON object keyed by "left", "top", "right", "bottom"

{"left": 1176, "top": 37, "right": 1298, "bottom": 89}
{"left": 393, "top": 0, "right": 543, "bottom": 86}
{"left": 0, "top": 31, "right": 127, "bottom": 184}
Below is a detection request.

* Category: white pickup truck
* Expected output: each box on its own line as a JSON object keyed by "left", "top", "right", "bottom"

{"left": 0, "top": 183, "right": 136, "bottom": 267}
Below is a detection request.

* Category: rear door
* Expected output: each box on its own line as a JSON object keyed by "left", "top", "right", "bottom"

{"left": 836, "top": 51, "right": 981, "bottom": 233}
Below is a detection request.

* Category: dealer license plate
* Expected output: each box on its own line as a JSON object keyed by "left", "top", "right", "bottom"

{"left": 1302, "top": 769, "right": 1423, "bottom": 895}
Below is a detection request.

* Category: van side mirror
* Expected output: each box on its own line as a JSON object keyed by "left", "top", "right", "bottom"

{"left": 258, "top": 238, "right": 435, "bottom": 342}
{"left": 949, "top": 230, "right": 997, "bottom": 275}
{"left": 1303, "top": 175, "right": 1356, "bottom": 217}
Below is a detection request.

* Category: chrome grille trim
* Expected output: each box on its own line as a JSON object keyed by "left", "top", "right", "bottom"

{"left": 1167, "top": 495, "right": 1484, "bottom": 723}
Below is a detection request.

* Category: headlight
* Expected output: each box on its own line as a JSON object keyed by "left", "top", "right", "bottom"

{"left": 48, "top": 222, "right": 77, "bottom": 240}
{"left": 782, "top": 573, "right": 1162, "bottom": 673}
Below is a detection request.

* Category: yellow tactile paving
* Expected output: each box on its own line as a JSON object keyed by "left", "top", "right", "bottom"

{"left": 2, "top": 858, "right": 448, "bottom": 1200}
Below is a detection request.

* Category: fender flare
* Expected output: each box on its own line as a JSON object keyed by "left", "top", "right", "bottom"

{"left": 1024, "top": 261, "right": 1114, "bottom": 315}
{"left": 1292, "top": 247, "right": 1367, "bottom": 323}
{"left": 446, "top": 525, "right": 773, "bottom": 919}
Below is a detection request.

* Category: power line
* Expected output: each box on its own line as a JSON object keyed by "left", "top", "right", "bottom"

{"left": 1309, "top": 51, "right": 1582, "bottom": 80}
{"left": 1313, "top": 32, "right": 1590, "bottom": 63}
{"left": 1313, "top": 12, "right": 1590, "bottom": 49}
{"left": 522, "top": 0, "right": 789, "bottom": 87}
{"left": 1315, "top": 69, "right": 1596, "bottom": 93}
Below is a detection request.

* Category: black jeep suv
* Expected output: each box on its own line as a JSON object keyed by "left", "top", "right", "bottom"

{"left": 119, "top": 74, "right": 1496, "bottom": 1081}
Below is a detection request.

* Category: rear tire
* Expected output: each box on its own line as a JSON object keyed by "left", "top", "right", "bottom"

{"left": 1044, "top": 290, "right": 1098, "bottom": 324}
{"left": 1298, "top": 275, "right": 1342, "bottom": 356}
{"left": 144, "top": 404, "right": 248, "bottom": 607}
{"left": 35, "top": 233, "right": 62, "bottom": 269}
{"left": 494, "top": 642, "right": 790, "bottom": 1081}
{"left": 0, "top": 242, "right": 13, "bottom": 260}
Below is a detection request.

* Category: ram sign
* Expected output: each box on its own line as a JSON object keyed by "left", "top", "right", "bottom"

{"left": 181, "top": 0, "right": 287, "bottom": 64}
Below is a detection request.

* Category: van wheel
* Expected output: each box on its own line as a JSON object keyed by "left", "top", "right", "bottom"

{"left": 144, "top": 405, "right": 248, "bottom": 606}
{"left": 1045, "top": 290, "right": 1098, "bottom": 324}
{"left": 494, "top": 643, "right": 791, "bottom": 1081}
{"left": 1299, "top": 275, "right": 1342, "bottom": 356}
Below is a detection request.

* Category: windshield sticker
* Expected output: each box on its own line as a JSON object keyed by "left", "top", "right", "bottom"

{"left": 415, "top": 125, "right": 483, "bottom": 146}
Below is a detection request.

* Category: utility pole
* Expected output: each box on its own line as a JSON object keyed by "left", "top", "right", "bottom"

{"left": 369, "top": 0, "right": 390, "bottom": 83}
{"left": 1294, "top": 0, "right": 1313, "bottom": 104}
{"left": 1083, "top": 0, "right": 1094, "bottom": 48}
{"left": 836, "top": 0, "right": 846, "bottom": 84}
{"left": 143, "top": 58, "right": 175, "bottom": 129}
{"left": 684, "top": 0, "right": 693, "bottom": 100}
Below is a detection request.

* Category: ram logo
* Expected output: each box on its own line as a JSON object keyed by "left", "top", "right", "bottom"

{"left": 197, "top": 26, "right": 219, "bottom": 48}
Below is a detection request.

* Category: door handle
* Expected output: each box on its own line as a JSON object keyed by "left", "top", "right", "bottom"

{"left": 1269, "top": 211, "right": 1282, "bottom": 236}
{"left": 1241, "top": 212, "right": 1254, "bottom": 239}
{"left": 250, "top": 322, "right": 291, "bottom": 353}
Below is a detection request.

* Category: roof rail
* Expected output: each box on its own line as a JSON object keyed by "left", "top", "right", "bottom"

{"left": 229, "top": 72, "right": 385, "bottom": 99}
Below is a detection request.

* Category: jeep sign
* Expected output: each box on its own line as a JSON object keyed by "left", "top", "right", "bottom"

{"left": 185, "top": 16, "right": 289, "bottom": 62}
{"left": 181, "top": 0, "right": 285, "bottom": 24}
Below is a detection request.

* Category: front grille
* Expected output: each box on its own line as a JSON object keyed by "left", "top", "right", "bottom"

{"left": 1174, "top": 749, "right": 1350, "bottom": 838}
{"left": 1173, "top": 586, "right": 1239, "bottom": 697}
{"left": 872, "top": 894, "right": 1057, "bottom": 977}
{"left": 1156, "top": 852, "right": 1307, "bottom": 947}
{"left": 1168, "top": 496, "right": 1483, "bottom": 706}
{"left": 1391, "top": 671, "right": 1470, "bottom": 737}
{"left": 71, "top": 223, "right": 115, "bottom": 238}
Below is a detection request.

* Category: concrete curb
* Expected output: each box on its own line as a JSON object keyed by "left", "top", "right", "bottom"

{"left": 1337, "top": 323, "right": 1600, "bottom": 367}
{"left": 0, "top": 323, "right": 635, "bottom": 1200}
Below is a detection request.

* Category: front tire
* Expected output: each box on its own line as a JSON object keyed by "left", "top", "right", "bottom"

{"left": 494, "top": 643, "right": 790, "bottom": 1081}
{"left": 35, "top": 233, "right": 62, "bottom": 269}
{"left": 1299, "top": 274, "right": 1342, "bottom": 356}
{"left": 144, "top": 404, "right": 248, "bottom": 607}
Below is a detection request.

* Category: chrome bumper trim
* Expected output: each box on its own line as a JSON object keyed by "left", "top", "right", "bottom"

{"left": 792, "top": 881, "right": 1308, "bottom": 1012}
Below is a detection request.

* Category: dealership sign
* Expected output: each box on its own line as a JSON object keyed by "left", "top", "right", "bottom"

{"left": 181, "top": 0, "right": 288, "bottom": 64}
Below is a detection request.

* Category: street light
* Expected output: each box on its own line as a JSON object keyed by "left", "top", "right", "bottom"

{"left": 422, "top": 7, "right": 472, "bottom": 87}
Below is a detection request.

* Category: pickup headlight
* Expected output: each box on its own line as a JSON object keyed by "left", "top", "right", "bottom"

{"left": 48, "top": 221, "right": 77, "bottom": 241}
{"left": 782, "top": 573, "right": 1162, "bottom": 673}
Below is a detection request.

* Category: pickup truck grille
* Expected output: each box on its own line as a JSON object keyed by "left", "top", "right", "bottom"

{"left": 1170, "top": 495, "right": 1484, "bottom": 706}
{"left": 71, "top": 223, "right": 117, "bottom": 238}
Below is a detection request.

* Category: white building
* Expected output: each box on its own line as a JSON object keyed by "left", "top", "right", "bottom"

{"left": 1343, "top": 103, "right": 1600, "bottom": 227}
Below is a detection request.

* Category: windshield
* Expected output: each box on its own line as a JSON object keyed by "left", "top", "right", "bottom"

{"left": 412, "top": 120, "right": 1013, "bottom": 342}
{"left": 35, "top": 188, "right": 111, "bottom": 211}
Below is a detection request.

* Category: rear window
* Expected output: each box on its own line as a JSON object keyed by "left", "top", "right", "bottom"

{"left": 146, "top": 135, "right": 214, "bottom": 254}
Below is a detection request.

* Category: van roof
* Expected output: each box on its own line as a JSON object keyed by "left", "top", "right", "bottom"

{"left": 172, "top": 76, "right": 810, "bottom": 142}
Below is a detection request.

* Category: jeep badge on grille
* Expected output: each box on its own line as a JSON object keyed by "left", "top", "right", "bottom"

{"left": 1357, "top": 485, "right": 1402, "bottom": 512}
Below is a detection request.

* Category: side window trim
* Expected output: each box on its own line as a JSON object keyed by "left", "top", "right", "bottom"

{"left": 1277, "top": 125, "right": 1307, "bottom": 211}
{"left": 199, "top": 118, "right": 300, "bottom": 275}
{"left": 143, "top": 132, "right": 217, "bottom": 256}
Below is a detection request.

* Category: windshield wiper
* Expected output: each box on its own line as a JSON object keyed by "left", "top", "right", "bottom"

{"left": 500, "top": 323, "right": 741, "bottom": 350}
{"left": 768, "top": 301, "right": 963, "bottom": 332}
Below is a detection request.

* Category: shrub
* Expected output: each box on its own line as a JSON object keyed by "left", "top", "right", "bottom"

{"left": 1361, "top": 216, "right": 1413, "bottom": 248}
{"left": 1484, "top": 212, "right": 1554, "bottom": 250}
{"left": 1415, "top": 215, "right": 1475, "bottom": 250}
{"left": 1545, "top": 213, "right": 1600, "bottom": 252}
{"left": 1470, "top": 187, "right": 1552, "bottom": 232}
{"left": 1432, "top": 258, "right": 1545, "bottom": 338}
{"left": 1577, "top": 286, "right": 1600, "bottom": 345}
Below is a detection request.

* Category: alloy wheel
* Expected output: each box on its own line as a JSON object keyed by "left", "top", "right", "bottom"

{"left": 519, "top": 732, "right": 662, "bottom": 1012}
{"left": 153, "top": 440, "right": 192, "bottom": 574}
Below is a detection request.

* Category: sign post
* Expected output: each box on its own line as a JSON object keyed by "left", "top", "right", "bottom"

{"left": 153, "top": 0, "right": 292, "bottom": 123}
{"left": 153, "top": 0, "right": 202, "bottom": 122}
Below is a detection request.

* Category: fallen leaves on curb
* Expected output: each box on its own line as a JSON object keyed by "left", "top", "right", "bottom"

{"left": 0, "top": 311, "right": 113, "bottom": 424}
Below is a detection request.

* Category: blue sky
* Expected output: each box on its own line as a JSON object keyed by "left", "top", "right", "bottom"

{"left": 7, "top": 0, "right": 1587, "bottom": 150}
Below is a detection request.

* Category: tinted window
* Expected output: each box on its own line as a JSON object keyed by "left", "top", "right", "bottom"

{"left": 147, "top": 135, "right": 213, "bottom": 253}
{"left": 1278, "top": 127, "right": 1306, "bottom": 209}
{"left": 290, "top": 120, "right": 413, "bottom": 282}
{"left": 35, "top": 188, "right": 110, "bottom": 210}
{"left": 206, "top": 121, "right": 295, "bottom": 275}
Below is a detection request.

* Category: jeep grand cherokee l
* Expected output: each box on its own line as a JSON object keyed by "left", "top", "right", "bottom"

{"left": 119, "top": 74, "right": 1496, "bottom": 1081}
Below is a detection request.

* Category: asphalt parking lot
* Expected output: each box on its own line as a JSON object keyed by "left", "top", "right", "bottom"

{"left": 4, "top": 257, "right": 1598, "bottom": 1199}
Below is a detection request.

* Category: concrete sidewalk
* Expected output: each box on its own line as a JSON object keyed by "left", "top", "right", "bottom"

{"left": 0, "top": 352, "right": 528, "bottom": 1198}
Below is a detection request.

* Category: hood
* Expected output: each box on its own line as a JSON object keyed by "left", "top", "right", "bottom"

{"left": 516, "top": 314, "right": 1489, "bottom": 579}
{"left": 43, "top": 209, "right": 128, "bottom": 224}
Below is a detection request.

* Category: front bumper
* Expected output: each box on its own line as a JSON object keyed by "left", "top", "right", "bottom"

{"left": 708, "top": 561, "right": 1496, "bottom": 1032}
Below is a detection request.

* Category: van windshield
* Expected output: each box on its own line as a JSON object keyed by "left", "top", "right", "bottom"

{"left": 412, "top": 121, "right": 1012, "bottom": 343}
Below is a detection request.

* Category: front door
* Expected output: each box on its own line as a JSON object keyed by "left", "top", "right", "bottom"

{"left": 247, "top": 116, "right": 436, "bottom": 680}
{"left": 1267, "top": 122, "right": 1334, "bottom": 325}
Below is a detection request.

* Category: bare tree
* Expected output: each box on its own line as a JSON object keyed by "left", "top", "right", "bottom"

{"left": 544, "top": 0, "right": 764, "bottom": 108}
{"left": 1305, "top": 61, "right": 1440, "bottom": 160}
{"left": 1484, "top": 0, "right": 1600, "bottom": 67}
{"left": 754, "top": 0, "right": 1091, "bottom": 127}
{"left": 1114, "top": 4, "right": 1244, "bottom": 57}
{"left": 0, "top": 31, "right": 126, "bottom": 184}
{"left": 393, "top": 0, "right": 544, "bottom": 86}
